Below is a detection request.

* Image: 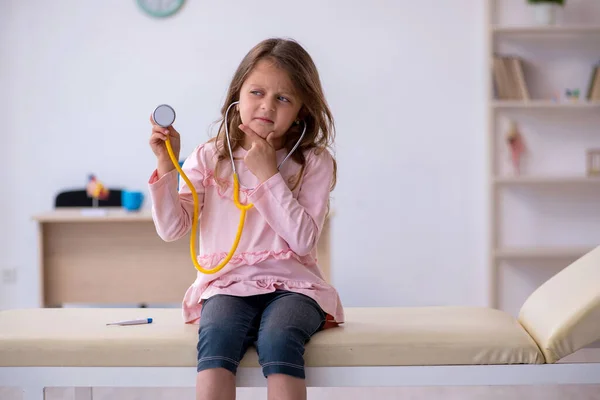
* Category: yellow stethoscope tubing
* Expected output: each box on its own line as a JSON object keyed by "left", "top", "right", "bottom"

{"left": 164, "top": 136, "right": 252, "bottom": 275}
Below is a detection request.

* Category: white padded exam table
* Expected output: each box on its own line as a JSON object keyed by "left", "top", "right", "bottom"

{"left": 1, "top": 245, "right": 599, "bottom": 399}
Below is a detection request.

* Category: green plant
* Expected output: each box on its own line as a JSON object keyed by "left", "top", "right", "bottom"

{"left": 527, "top": 0, "right": 565, "bottom": 5}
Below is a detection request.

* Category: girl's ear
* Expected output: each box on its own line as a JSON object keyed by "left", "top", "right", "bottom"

{"left": 297, "top": 106, "right": 308, "bottom": 122}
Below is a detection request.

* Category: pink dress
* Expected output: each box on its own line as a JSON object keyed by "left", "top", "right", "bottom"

{"left": 148, "top": 141, "right": 344, "bottom": 328}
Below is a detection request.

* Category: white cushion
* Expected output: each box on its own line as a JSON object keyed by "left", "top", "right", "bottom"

{"left": 518, "top": 245, "right": 600, "bottom": 363}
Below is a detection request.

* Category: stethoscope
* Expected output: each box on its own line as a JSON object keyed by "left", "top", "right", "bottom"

{"left": 152, "top": 103, "right": 306, "bottom": 274}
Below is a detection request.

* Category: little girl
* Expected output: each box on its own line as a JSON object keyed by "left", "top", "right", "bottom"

{"left": 148, "top": 38, "right": 344, "bottom": 400}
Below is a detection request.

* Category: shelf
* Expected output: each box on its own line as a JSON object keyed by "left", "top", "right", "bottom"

{"left": 492, "top": 100, "right": 600, "bottom": 109}
{"left": 32, "top": 208, "right": 154, "bottom": 222}
{"left": 494, "top": 176, "right": 600, "bottom": 186}
{"left": 495, "top": 247, "right": 593, "bottom": 260}
{"left": 492, "top": 25, "right": 600, "bottom": 35}
{"left": 32, "top": 208, "right": 335, "bottom": 223}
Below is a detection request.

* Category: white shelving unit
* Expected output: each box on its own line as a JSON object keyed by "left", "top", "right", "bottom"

{"left": 494, "top": 246, "right": 595, "bottom": 260}
{"left": 492, "top": 25, "right": 600, "bottom": 35}
{"left": 495, "top": 176, "right": 600, "bottom": 185}
{"left": 493, "top": 100, "right": 600, "bottom": 109}
{"left": 487, "top": 0, "right": 600, "bottom": 311}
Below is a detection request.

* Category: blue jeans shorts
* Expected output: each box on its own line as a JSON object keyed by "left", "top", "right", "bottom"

{"left": 196, "top": 290, "right": 326, "bottom": 379}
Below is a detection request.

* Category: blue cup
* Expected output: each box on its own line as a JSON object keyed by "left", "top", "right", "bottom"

{"left": 122, "top": 190, "right": 144, "bottom": 211}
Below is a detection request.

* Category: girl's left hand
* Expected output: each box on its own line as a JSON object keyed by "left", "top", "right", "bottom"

{"left": 239, "top": 124, "right": 279, "bottom": 183}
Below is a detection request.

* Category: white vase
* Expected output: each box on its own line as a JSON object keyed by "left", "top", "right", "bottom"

{"left": 532, "top": 4, "right": 557, "bottom": 25}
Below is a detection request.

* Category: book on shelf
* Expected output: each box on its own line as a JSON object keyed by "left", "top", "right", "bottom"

{"left": 587, "top": 62, "right": 600, "bottom": 101}
{"left": 492, "top": 55, "right": 529, "bottom": 101}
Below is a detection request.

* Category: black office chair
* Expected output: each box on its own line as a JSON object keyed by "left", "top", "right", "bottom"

{"left": 54, "top": 189, "right": 124, "bottom": 207}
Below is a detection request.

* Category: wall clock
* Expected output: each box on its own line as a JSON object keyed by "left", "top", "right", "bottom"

{"left": 137, "top": 0, "right": 185, "bottom": 18}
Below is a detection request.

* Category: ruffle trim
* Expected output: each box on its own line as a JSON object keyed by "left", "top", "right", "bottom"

{"left": 182, "top": 277, "right": 345, "bottom": 328}
{"left": 201, "top": 169, "right": 297, "bottom": 202}
{"left": 207, "top": 276, "right": 325, "bottom": 291}
{"left": 197, "top": 249, "right": 314, "bottom": 269}
{"left": 202, "top": 169, "right": 254, "bottom": 203}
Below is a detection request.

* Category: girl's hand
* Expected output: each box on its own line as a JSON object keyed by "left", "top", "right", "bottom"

{"left": 239, "top": 124, "right": 278, "bottom": 183}
{"left": 149, "top": 114, "right": 181, "bottom": 177}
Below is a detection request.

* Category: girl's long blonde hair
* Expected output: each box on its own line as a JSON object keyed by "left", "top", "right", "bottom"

{"left": 210, "top": 38, "right": 336, "bottom": 192}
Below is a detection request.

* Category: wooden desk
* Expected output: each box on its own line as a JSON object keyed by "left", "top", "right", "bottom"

{"left": 33, "top": 208, "right": 331, "bottom": 307}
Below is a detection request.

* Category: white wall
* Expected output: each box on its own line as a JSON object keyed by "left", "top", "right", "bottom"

{"left": 0, "top": 0, "right": 489, "bottom": 310}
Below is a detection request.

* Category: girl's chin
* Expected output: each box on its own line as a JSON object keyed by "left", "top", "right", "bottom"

{"left": 249, "top": 124, "right": 274, "bottom": 138}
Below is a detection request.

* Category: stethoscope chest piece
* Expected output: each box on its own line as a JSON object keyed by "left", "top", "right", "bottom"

{"left": 153, "top": 104, "right": 176, "bottom": 128}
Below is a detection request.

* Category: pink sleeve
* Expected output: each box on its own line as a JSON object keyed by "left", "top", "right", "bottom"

{"left": 148, "top": 146, "right": 205, "bottom": 242}
{"left": 247, "top": 149, "right": 334, "bottom": 256}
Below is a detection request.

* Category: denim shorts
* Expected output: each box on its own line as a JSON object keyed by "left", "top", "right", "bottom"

{"left": 196, "top": 290, "right": 326, "bottom": 379}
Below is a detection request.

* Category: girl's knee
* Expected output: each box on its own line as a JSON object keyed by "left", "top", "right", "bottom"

{"left": 256, "top": 326, "right": 310, "bottom": 379}
{"left": 196, "top": 324, "right": 243, "bottom": 375}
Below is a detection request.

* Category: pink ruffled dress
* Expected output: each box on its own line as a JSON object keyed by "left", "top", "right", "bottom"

{"left": 148, "top": 141, "right": 344, "bottom": 328}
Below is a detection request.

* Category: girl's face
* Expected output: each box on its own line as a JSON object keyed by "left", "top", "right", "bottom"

{"left": 238, "top": 59, "right": 302, "bottom": 149}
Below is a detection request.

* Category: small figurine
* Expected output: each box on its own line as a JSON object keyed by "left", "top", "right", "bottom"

{"left": 506, "top": 120, "right": 525, "bottom": 175}
{"left": 86, "top": 174, "right": 110, "bottom": 207}
{"left": 565, "top": 88, "right": 580, "bottom": 102}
